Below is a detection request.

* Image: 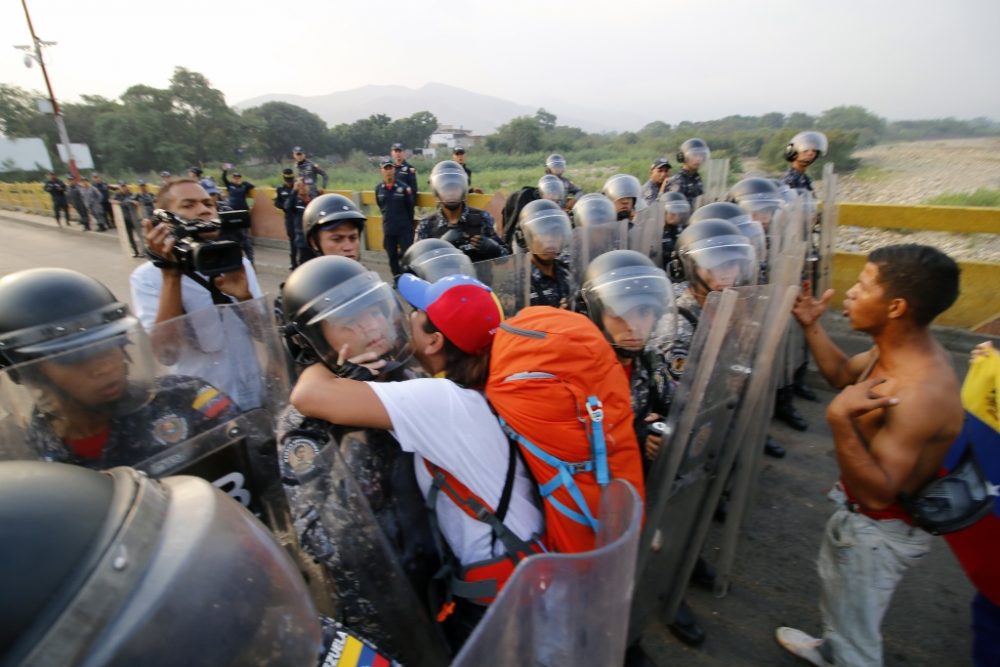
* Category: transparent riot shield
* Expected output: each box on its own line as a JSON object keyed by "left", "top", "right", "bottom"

{"left": 569, "top": 221, "right": 628, "bottom": 295}
{"left": 630, "top": 285, "right": 775, "bottom": 638}
{"left": 628, "top": 199, "right": 664, "bottom": 268}
{"left": 0, "top": 296, "right": 291, "bottom": 527}
{"left": 290, "top": 434, "right": 451, "bottom": 667}
{"left": 472, "top": 253, "right": 532, "bottom": 317}
{"left": 453, "top": 479, "right": 643, "bottom": 667}
{"left": 702, "top": 157, "right": 731, "bottom": 204}
{"left": 816, "top": 162, "right": 839, "bottom": 296}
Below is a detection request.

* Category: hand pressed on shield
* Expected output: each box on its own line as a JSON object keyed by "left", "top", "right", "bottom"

{"left": 793, "top": 279, "right": 834, "bottom": 328}
{"left": 827, "top": 377, "right": 899, "bottom": 422}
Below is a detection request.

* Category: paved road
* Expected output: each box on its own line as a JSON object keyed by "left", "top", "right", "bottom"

{"left": 0, "top": 210, "right": 985, "bottom": 666}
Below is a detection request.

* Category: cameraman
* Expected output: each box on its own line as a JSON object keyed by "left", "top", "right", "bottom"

{"left": 129, "top": 178, "right": 264, "bottom": 410}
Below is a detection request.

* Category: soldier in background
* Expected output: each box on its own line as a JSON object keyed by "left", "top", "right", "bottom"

{"left": 642, "top": 158, "right": 673, "bottom": 204}
{"left": 68, "top": 177, "right": 90, "bottom": 230}
{"left": 544, "top": 153, "right": 582, "bottom": 207}
{"left": 293, "top": 147, "right": 328, "bottom": 198}
{"left": 390, "top": 142, "right": 418, "bottom": 193}
{"left": 43, "top": 171, "right": 69, "bottom": 225}
{"left": 782, "top": 131, "right": 828, "bottom": 192}
{"left": 113, "top": 181, "right": 142, "bottom": 257}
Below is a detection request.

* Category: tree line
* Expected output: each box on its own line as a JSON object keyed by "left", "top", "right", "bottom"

{"left": 1, "top": 66, "right": 998, "bottom": 181}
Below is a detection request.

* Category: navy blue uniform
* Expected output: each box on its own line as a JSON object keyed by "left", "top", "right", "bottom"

{"left": 113, "top": 190, "right": 141, "bottom": 255}
{"left": 221, "top": 171, "right": 255, "bottom": 211}
{"left": 274, "top": 180, "right": 297, "bottom": 269}
{"left": 68, "top": 183, "right": 89, "bottom": 229}
{"left": 529, "top": 259, "right": 572, "bottom": 308}
{"left": 43, "top": 178, "right": 69, "bottom": 223}
{"left": 666, "top": 169, "right": 703, "bottom": 209}
{"left": 296, "top": 158, "right": 328, "bottom": 197}
{"left": 94, "top": 180, "right": 115, "bottom": 228}
{"left": 135, "top": 190, "right": 156, "bottom": 219}
{"left": 376, "top": 179, "right": 416, "bottom": 277}
{"left": 782, "top": 167, "right": 813, "bottom": 192}
{"left": 416, "top": 204, "right": 509, "bottom": 261}
{"left": 393, "top": 160, "right": 418, "bottom": 194}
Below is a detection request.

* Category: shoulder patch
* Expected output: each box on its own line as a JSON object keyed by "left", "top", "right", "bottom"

{"left": 152, "top": 413, "right": 189, "bottom": 446}
{"left": 192, "top": 385, "right": 232, "bottom": 419}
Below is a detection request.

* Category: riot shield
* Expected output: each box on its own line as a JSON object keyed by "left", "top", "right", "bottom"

{"left": 817, "top": 162, "right": 839, "bottom": 296}
{"left": 702, "top": 157, "right": 731, "bottom": 204}
{"left": 628, "top": 199, "right": 665, "bottom": 268}
{"left": 0, "top": 296, "right": 291, "bottom": 527}
{"left": 473, "top": 252, "right": 531, "bottom": 317}
{"left": 453, "top": 479, "right": 643, "bottom": 667}
{"left": 569, "top": 221, "right": 628, "bottom": 295}
{"left": 630, "top": 284, "right": 777, "bottom": 638}
{"left": 290, "top": 433, "right": 451, "bottom": 667}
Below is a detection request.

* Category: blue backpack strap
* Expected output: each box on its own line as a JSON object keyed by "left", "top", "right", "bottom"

{"left": 500, "top": 417, "right": 601, "bottom": 533}
{"left": 586, "top": 396, "right": 610, "bottom": 486}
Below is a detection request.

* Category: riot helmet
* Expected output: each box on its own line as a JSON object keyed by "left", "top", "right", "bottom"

{"left": 689, "top": 201, "right": 765, "bottom": 263}
{"left": 537, "top": 174, "right": 566, "bottom": 205}
{"left": 581, "top": 250, "right": 672, "bottom": 359}
{"left": 545, "top": 153, "right": 567, "bottom": 176}
{"left": 281, "top": 256, "right": 412, "bottom": 370}
{"left": 429, "top": 160, "right": 469, "bottom": 209}
{"left": 303, "top": 193, "right": 367, "bottom": 253}
{"left": 659, "top": 191, "right": 691, "bottom": 228}
{"left": 0, "top": 268, "right": 153, "bottom": 415}
{"left": 728, "top": 177, "right": 784, "bottom": 230}
{"left": 602, "top": 174, "right": 645, "bottom": 219}
{"left": 676, "top": 219, "right": 758, "bottom": 298}
{"left": 519, "top": 200, "right": 572, "bottom": 260}
{"left": 400, "top": 238, "right": 476, "bottom": 282}
{"left": 572, "top": 193, "right": 618, "bottom": 228}
{"left": 0, "top": 460, "right": 319, "bottom": 666}
{"left": 676, "top": 138, "right": 710, "bottom": 168}
{"left": 784, "top": 131, "right": 828, "bottom": 163}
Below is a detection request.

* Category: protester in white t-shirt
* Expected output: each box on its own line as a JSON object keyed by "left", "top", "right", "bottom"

{"left": 291, "top": 273, "right": 544, "bottom": 648}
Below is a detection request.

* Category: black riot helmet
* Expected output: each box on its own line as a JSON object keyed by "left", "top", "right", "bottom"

{"left": 572, "top": 193, "right": 618, "bottom": 228}
{"left": 429, "top": 160, "right": 469, "bottom": 208}
{"left": 659, "top": 191, "right": 692, "bottom": 227}
{"left": 690, "top": 201, "right": 765, "bottom": 261}
{"left": 400, "top": 238, "right": 476, "bottom": 282}
{"left": 281, "top": 255, "right": 412, "bottom": 369}
{"left": 784, "top": 131, "right": 828, "bottom": 163}
{"left": 676, "top": 138, "right": 710, "bottom": 167}
{"left": 518, "top": 199, "right": 572, "bottom": 258}
{"left": 581, "top": 250, "right": 672, "bottom": 359}
{"left": 545, "top": 153, "right": 567, "bottom": 176}
{"left": 0, "top": 460, "right": 319, "bottom": 667}
{"left": 676, "top": 219, "right": 758, "bottom": 297}
{"left": 303, "top": 193, "right": 366, "bottom": 253}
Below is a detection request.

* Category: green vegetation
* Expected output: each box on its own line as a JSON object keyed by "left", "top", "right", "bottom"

{"left": 852, "top": 165, "right": 893, "bottom": 182}
{"left": 924, "top": 188, "right": 1000, "bottom": 208}
{"left": 3, "top": 71, "right": 999, "bottom": 187}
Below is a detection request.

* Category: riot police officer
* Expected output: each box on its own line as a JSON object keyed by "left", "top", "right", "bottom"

{"left": 667, "top": 138, "right": 711, "bottom": 208}
{"left": 544, "top": 153, "right": 582, "bottom": 205}
{"left": 0, "top": 268, "right": 240, "bottom": 468}
{"left": 274, "top": 168, "right": 298, "bottom": 269}
{"left": 519, "top": 199, "right": 573, "bottom": 308}
{"left": 400, "top": 238, "right": 476, "bottom": 282}
{"left": 303, "top": 193, "right": 367, "bottom": 263}
{"left": 602, "top": 174, "right": 644, "bottom": 223}
{"left": 278, "top": 256, "right": 439, "bottom": 648}
{"left": 416, "top": 160, "right": 508, "bottom": 261}
{"left": 642, "top": 158, "right": 673, "bottom": 204}
{"left": 783, "top": 131, "right": 828, "bottom": 192}
{"left": 660, "top": 191, "right": 691, "bottom": 272}
{"left": 43, "top": 171, "right": 69, "bottom": 225}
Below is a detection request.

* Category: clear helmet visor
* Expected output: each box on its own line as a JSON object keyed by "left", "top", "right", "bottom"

{"left": 522, "top": 212, "right": 572, "bottom": 257}
{"left": 432, "top": 173, "right": 468, "bottom": 205}
{"left": 537, "top": 175, "right": 566, "bottom": 203}
{"left": 732, "top": 218, "right": 767, "bottom": 264}
{"left": 583, "top": 266, "right": 673, "bottom": 338}
{"left": 792, "top": 131, "right": 829, "bottom": 156}
{"left": 2, "top": 318, "right": 155, "bottom": 423}
{"left": 410, "top": 247, "right": 476, "bottom": 282}
{"left": 305, "top": 273, "right": 413, "bottom": 366}
{"left": 661, "top": 198, "right": 691, "bottom": 227}
{"left": 683, "top": 146, "right": 710, "bottom": 166}
{"left": 681, "top": 235, "right": 758, "bottom": 291}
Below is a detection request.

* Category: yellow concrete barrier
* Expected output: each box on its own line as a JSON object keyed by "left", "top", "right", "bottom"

{"left": 839, "top": 202, "right": 1000, "bottom": 234}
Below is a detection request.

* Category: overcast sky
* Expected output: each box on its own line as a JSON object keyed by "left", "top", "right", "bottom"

{"left": 2, "top": 0, "right": 997, "bottom": 130}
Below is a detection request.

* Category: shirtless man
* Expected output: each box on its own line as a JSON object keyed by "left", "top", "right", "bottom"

{"left": 776, "top": 244, "right": 963, "bottom": 667}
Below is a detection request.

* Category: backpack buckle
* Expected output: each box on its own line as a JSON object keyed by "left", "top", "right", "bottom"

{"left": 585, "top": 397, "right": 604, "bottom": 423}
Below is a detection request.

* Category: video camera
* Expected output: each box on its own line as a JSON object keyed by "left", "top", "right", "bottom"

{"left": 151, "top": 209, "right": 244, "bottom": 276}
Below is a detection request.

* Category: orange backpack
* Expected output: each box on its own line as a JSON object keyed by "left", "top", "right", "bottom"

{"left": 486, "top": 306, "right": 646, "bottom": 553}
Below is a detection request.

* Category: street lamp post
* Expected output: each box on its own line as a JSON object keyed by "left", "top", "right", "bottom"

{"left": 15, "top": 0, "right": 78, "bottom": 181}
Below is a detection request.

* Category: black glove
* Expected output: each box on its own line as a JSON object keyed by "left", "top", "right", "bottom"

{"left": 329, "top": 357, "right": 378, "bottom": 382}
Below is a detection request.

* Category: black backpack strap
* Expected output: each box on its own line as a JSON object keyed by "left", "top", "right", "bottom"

{"left": 677, "top": 306, "right": 699, "bottom": 326}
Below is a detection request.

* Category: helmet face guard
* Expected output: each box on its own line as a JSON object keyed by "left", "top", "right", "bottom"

{"left": 582, "top": 265, "right": 672, "bottom": 356}
{"left": 431, "top": 173, "right": 468, "bottom": 206}
{"left": 537, "top": 175, "right": 566, "bottom": 204}
{"left": 572, "top": 194, "right": 618, "bottom": 228}
{"left": 522, "top": 210, "right": 572, "bottom": 258}
{"left": 660, "top": 197, "right": 691, "bottom": 227}
{"left": 681, "top": 235, "right": 758, "bottom": 294}
{"left": 545, "top": 154, "right": 566, "bottom": 176}
{"left": 407, "top": 246, "right": 476, "bottom": 282}
{"left": 296, "top": 272, "right": 413, "bottom": 369}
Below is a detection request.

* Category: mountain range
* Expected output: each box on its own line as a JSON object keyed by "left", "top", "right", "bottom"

{"left": 235, "top": 82, "right": 651, "bottom": 135}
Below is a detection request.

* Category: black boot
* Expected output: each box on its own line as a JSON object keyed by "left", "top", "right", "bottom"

{"left": 793, "top": 363, "right": 818, "bottom": 402}
{"left": 774, "top": 385, "right": 808, "bottom": 431}
{"left": 691, "top": 556, "right": 717, "bottom": 591}
{"left": 764, "top": 435, "right": 787, "bottom": 458}
{"left": 624, "top": 641, "right": 658, "bottom": 667}
{"left": 668, "top": 599, "right": 706, "bottom": 647}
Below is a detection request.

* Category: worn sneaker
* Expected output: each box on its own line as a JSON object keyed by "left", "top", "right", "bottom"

{"left": 775, "top": 627, "right": 833, "bottom": 667}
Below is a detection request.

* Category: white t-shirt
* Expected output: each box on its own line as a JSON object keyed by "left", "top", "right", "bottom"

{"left": 129, "top": 258, "right": 265, "bottom": 410}
{"left": 368, "top": 377, "right": 544, "bottom": 565}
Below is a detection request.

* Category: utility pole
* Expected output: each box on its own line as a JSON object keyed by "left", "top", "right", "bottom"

{"left": 15, "top": 0, "right": 78, "bottom": 180}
